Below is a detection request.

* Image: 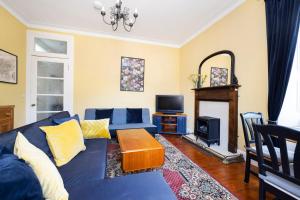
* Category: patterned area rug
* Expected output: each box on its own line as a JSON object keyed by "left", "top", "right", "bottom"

{"left": 106, "top": 135, "right": 237, "bottom": 200}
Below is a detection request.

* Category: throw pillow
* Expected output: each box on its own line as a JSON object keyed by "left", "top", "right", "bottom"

{"left": 0, "top": 131, "right": 17, "bottom": 153}
{"left": 127, "top": 108, "right": 143, "bottom": 123}
{"left": 23, "top": 125, "right": 53, "bottom": 158}
{"left": 53, "top": 114, "right": 81, "bottom": 125}
{"left": 95, "top": 109, "right": 114, "bottom": 124}
{"left": 0, "top": 145, "right": 43, "bottom": 200}
{"left": 40, "top": 119, "right": 86, "bottom": 167}
{"left": 13, "top": 133, "right": 69, "bottom": 200}
{"left": 80, "top": 119, "right": 111, "bottom": 139}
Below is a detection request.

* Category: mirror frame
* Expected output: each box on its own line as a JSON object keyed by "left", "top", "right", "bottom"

{"left": 198, "top": 50, "right": 238, "bottom": 88}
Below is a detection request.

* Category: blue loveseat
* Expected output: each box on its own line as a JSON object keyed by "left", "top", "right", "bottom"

{"left": 85, "top": 108, "right": 157, "bottom": 137}
{"left": 0, "top": 111, "right": 176, "bottom": 200}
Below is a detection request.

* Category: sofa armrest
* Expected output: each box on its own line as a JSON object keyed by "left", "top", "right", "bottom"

{"left": 142, "top": 108, "right": 151, "bottom": 123}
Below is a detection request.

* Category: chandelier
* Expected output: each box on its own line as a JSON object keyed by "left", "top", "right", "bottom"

{"left": 94, "top": 0, "right": 138, "bottom": 32}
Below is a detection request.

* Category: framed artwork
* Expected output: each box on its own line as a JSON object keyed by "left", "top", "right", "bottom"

{"left": 0, "top": 49, "right": 18, "bottom": 84}
{"left": 210, "top": 67, "right": 228, "bottom": 87}
{"left": 120, "top": 56, "right": 145, "bottom": 92}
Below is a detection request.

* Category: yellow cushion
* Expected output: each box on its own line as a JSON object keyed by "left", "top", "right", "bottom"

{"left": 14, "top": 132, "right": 69, "bottom": 200}
{"left": 40, "top": 119, "right": 86, "bottom": 167}
{"left": 80, "top": 119, "right": 111, "bottom": 139}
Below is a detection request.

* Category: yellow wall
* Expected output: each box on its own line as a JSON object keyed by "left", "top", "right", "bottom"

{"left": 0, "top": 6, "right": 26, "bottom": 127}
{"left": 73, "top": 35, "right": 180, "bottom": 117}
{"left": 180, "top": 0, "right": 268, "bottom": 150}
{"left": 1, "top": 0, "right": 268, "bottom": 151}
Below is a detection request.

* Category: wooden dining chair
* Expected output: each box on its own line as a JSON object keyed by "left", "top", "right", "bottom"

{"left": 240, "top": 112, "right": 264, "bottom": 183}
{"left": 253, "top": 124, "right": 300, "bottom": 200}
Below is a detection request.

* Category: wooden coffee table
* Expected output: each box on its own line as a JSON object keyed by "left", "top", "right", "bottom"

{"left": 116, "top": 129, "right": 165, "bottom": 172}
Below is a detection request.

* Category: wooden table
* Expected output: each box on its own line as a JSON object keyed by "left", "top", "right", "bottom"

{"left": 117, "top": 129, "right": 165, "bottom": 172}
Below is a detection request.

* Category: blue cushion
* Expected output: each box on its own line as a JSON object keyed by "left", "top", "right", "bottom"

{"left": 22, "top": 124, "right": 53, "bottom": 159}
{"left": 127, "top": 108, "right": 143, "bottom": 123}
{"left": 0, "top": 146, "right": 43, "bottom": 200}
{"left": 95, "top": 109, "right": 114, "bottom": 124}
{"left": 85, "top": 108, "right": 152, "bottom": 124}
{"left": 66, "top": 172, "right": 176, "bottom": 200}
{"left": 0, "top": 112, "right": 70, "bottom": 157}
{"left": 0, "top": 131, "right": 17, "bottom": 153}
{"left": 58, "top": 138, "right": 108, "bottom": 187}
{"left": 53, "top": 114, "right": 81, "bottom": 125}
{"left": 112, "top": 109, "right": 127, "bottom": 124}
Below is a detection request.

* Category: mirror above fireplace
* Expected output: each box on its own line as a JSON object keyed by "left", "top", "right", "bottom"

{"left": 198, "top": 50, "right": 238, "bottom": 88}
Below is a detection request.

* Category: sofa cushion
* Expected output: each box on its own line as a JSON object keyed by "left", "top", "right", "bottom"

{"left": 109, "top": 123, "right": 157, "bottom": 137}
{"left": 58, "top": 138, "right": 108, "bottom": 187}
{"left": 14, "top": 133, "right": 69, "bottom": 200}
{"left": 0, "top": 146, "right": 43, "bottom": 200}
{"left": 81, "top": 119, "right": 111, "bottom": 139}
{"left": 53, "top": 114, "right": 81, "bottom": 125}
{"left": 85, "top": 108, "right": 152, "bottom": 124}
{"left": 127, "top": 108, "right": 143, "bottom": 123}
{"left": 95, "top": 109, "right": 114, "bottom": 124}
{"left": 112, "top": 109, "right": 127, "bottom": 124}
{"left": 0, "top": 131, "right": 17, "bottom": 154}
{"left": 0, "top": 111, "right": 70, "bottom": 155}
{"left": 40, "top": 120, "right": 86, "bottom": 167}
{"left": 66, "top": 172, "right": 176, "bottom": 200}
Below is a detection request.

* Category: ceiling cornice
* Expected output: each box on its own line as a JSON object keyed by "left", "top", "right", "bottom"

{"left": 0, "top": 0, "right": 245, "bottom": 48}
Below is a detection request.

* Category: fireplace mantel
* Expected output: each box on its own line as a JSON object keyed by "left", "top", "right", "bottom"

{"left": 193, "top": 84, "right": 241, "bottom": 153}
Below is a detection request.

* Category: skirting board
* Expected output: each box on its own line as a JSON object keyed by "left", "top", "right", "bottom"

{"left": 182, "top": 135, "right": 244, "bottom": 164}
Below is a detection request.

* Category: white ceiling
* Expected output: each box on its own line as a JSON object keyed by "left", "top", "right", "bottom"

{"left": 1, "top": 0, "right": 245, "bottom": 47}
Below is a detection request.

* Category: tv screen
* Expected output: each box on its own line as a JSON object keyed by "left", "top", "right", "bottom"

{"left": 156, "top": 95, "right": 184, "bottom": 114}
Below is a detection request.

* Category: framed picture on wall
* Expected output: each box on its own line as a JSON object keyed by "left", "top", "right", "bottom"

{"left": 120, "top": 56, "right": 145, "bottom": 92}
{"left": 210, "top": 67, "right": 228, "bottom": 87}
{"left": 0, "top": 49, "right": 18, "bottom": 84}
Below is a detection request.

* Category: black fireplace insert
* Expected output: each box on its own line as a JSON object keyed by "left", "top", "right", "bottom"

{"left": 195, "top": 116, "right": 220, "bottom": 147}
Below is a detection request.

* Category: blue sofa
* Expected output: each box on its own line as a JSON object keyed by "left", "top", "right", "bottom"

{"left": 85, "top": 108, "right": 157, "bottom": 137}
{"left": 0, "top": 111, "right": 176, "bottom": 200}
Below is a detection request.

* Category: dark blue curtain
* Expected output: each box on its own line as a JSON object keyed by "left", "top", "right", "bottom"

{"left": 266, "top": 0, "right": 300, "bottom": 123}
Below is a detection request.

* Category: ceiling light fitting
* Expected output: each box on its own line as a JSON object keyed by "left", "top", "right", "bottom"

{"left": 94, "top": 0, "right": 138, "bottom": 32}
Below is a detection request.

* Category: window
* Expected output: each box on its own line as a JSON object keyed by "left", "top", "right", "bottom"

{"left": 278, "top": 30, "right": 300, "bottom": 127}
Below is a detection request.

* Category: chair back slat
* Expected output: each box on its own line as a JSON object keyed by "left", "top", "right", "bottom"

{"left": 240, "top": 112, "right": 264, "bottom": 148}
{"left": 295, "top": 141, "right": 300, "bottom": 179}
{"left": 278, "top": 137, "right": 290, "bottom": 175}
{"left": 263, "top": 133, "right": 279, "bottom": 170}
{"left": 253, "top": 124, "right": 300, "bottom": 185}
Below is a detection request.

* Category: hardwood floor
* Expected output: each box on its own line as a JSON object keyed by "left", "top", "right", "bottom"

{"left": 163, "top": 135, "right": 273, "bottom": 200}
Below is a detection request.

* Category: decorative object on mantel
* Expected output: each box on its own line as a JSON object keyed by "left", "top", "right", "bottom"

{"left": 188, "top": 73, "right": 207, "bottom": 89}
{"left": 120, "top": 57, "right": 145, "bottom": 92}
{"left": 94, "top": 0, "right": 138, "bottom": 32}
{"left": 210, "top": 67, "right": 228, "bottom": 87}
{"left": 0, "top": 49, "right": 17, "bottom": 84}
{"left": 197, "top": 50, "right": 238, "bottom": 88}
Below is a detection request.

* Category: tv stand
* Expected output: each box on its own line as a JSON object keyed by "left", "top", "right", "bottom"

{"left": 152, "top": 113, "right": 187, "bottom": 135}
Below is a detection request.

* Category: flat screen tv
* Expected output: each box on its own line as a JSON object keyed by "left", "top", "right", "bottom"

{"left": 156, "top": 95, "right": 184, "bottom": 114}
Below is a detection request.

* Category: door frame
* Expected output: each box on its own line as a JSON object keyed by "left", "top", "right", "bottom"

{"left": 26, "top": 30, "right": 74, "bottom": 123}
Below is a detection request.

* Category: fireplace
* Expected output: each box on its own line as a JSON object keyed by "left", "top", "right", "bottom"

{"left": 193, "top": 85, "right": 240, "bottom": 153}
{"left": 195, "top": 116, "right": 220, "bottom": 147}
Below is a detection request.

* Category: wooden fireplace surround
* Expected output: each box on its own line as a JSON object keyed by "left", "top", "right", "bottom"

{"left": 193, "top": 85, "right": 240, "bottom": 153}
